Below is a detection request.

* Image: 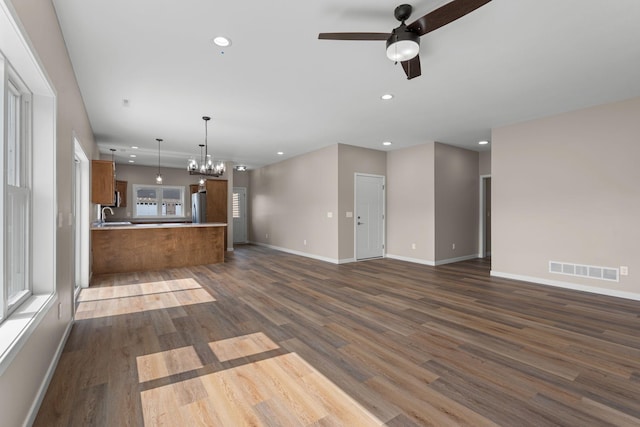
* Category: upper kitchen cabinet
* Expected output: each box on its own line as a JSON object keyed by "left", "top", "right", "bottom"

{"left": 92, "top": 160, "right": 115, "bottom": 205}
{"left": 115, "top": 180, "right": 128, "bottom": 207}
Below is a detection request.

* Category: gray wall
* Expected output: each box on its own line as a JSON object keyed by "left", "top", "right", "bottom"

{"left": 479, "top": 150, "right": 491, "bottom": 176}
{"left": 492, "top": 96, "right": 640, "bottom": 296}
{"left": 386, "top": 143, "right": 436, "bottom": 262}
{"left": 248, "top": 143, "right": 385, "bottom": 263}
{"left": 249, "top": 144, "right": 340, "bottom": 261}
{"left": 1, "top": 1, "right": 97, "bottom": 425}
{"left": 337, "top": 144, "right": 386, "bottom": 261}
{"left": 434, "top": 143, "right": 479, "bottom": 262}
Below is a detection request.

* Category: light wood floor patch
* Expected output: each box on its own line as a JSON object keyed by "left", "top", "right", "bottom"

{"left": 137, "top": 345, "right": 205, "bottom": 382}
{"left": 209, "top": 332, "right": 281, "bottom": 362}
{"left": 75, "top": 279, "right": 215, "bottom": 320}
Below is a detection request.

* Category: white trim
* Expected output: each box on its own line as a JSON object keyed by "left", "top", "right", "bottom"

{"left": 434, "top": 254, "right": 479, "bottom": 266}
{"left": 252, "top": 242, "right": 342, "bottom": 264}
{"left": 386, "top": 254, "right": 436, "bottom": 266}
{"left": 490, "top": 270, "right": 640, "bottom": 302}
{"left": 354, "top": 173, "right": 386, "bottom": 261}
{"left": 0, "top": 294, "right": 55, "bottom": 375}
{"left": 23, "top": 319, "right": 73, "bottom": 427}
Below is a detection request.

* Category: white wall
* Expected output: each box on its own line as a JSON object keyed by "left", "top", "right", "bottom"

{"left": 492, "top": 96, "right": 640, "bottom": 298}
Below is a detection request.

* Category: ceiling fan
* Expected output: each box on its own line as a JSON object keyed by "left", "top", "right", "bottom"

{"left": 319, "top": 0, "right": 492, "bottom": 79}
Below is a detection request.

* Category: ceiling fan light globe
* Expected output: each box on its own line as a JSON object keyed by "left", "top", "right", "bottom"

{"left": 386, "top": 39, "right": 420, "bottom": 62}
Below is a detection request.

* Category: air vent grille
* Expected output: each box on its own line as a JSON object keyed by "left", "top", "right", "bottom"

{"left": 549, "top": 261, "right": 619, "bottom": 282}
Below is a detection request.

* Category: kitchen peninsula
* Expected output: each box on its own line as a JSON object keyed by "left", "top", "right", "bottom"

{"left": 91, "top": 222, "right": 226, "bottom": 275}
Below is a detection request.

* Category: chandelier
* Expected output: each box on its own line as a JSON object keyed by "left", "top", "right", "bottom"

{"left": 187, "top": 116, "right": 225, "bottom": 178}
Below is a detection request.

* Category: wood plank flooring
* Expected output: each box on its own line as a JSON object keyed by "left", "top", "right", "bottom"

{"left": 34, "top": 245, "right": 640, "bottom": 426}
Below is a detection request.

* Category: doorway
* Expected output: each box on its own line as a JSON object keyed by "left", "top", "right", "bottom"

{"left": 479, "top": 175, "right": 491, "bottom": 258}
{"left": 232, "top": 187, "right": 247, "bottom": 243}
{"left": 355, "top": 174, "right": 385, "bottom": 260}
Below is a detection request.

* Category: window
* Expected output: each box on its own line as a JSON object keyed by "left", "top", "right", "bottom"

{"left": 1, "top": 0, "right": 57, "bottom": 372}
{"left": 133, "top": 185, "right": 185, "bottom": 218}
{"left": 2, "top": 67, "right": 32, "bottom": 321}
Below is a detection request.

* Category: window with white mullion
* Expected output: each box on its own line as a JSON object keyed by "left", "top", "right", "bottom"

{"left": 2, "top": 67, "right": 32, "bottom": 319}
{"left": 133, "top": 185, "right": 185, "bottom": 218}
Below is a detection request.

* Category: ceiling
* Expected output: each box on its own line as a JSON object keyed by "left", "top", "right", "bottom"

{"left": 52, "top": 0, "right": 640, "bottom": 170}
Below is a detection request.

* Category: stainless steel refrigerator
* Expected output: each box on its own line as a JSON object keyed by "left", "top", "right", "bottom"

{"left": 192, "top": 192, "right": 207, "bottom": 223}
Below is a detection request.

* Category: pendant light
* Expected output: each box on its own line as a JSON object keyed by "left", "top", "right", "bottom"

{"left": 155, "top": 138, "right": 163, "bottom": 184}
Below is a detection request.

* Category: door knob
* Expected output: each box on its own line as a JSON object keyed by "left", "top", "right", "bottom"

{"left": 357, "top": 221, "right": 365, "bottom": 225}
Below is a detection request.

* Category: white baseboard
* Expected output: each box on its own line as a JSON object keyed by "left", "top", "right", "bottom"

{"left": 434, "top": 254, "right": 479, "bottom": 266}
{"left": 491, "top": 271, "right": 640, "bottom": 301}
{"left": 24, "top": 319, "right": 74, "bottom": 427}
{"left": 385, "top": 254, "right": 436, "bottom": 266}
{"left": 252, "top": 242, "right": 342, "bottom": 264}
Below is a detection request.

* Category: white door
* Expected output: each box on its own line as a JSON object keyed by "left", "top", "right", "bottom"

{"left": 232, "top": 187, "right": 247, "bottom": 243}
{"left": 355, "top": 174, "right": 385, "bottom": 260}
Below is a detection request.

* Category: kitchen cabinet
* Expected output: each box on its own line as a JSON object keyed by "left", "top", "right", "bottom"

{"left": 205, "top": 179, "right": 228, "bottom": 249}
{"left": 190, "top": 184, "right": 200, "bottom": 194}
{"left": 116, "top": 180, "right": 127, "bottom": 207}
{"left": 91, "top": 160, "right": 115, "bottom": 205}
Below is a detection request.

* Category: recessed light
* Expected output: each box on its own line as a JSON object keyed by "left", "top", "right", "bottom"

{"left": 128, "top": 160, "right": 135, "bottom": 163}
{"left": 131, "top": 146, "right": 138, "bottom": 149}
{"left": 381, "top": 94, "right": 393, "bottom": 100}
{"left": 235, "top": 165, "right": 247, "bottom": 172}
{"left": 382, "top": 141, "right": 392, "bottom": 146}
{"left": 277, "top": 151, "right": 284, "bottom": 156}
{"left": 478, "top": 140, "right": 490, "bottom": 145}
{"left": 213, "top": 36, "right": 231, "bottom": 47}
{"left": 129, "top": 154, "right": 136, "bottom": 158}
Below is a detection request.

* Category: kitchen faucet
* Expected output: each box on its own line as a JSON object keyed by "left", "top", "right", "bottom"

{"left": 101, "top": 206, "right": 114, "bottom": 223}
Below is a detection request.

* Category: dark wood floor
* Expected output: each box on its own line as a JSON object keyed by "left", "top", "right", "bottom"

{"left": 35, "top": 245, "right": 640, "bottom": 426}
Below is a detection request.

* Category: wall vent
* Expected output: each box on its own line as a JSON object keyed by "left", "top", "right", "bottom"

{"left": 549, "top": 261, "right": 619, "bottom": 282}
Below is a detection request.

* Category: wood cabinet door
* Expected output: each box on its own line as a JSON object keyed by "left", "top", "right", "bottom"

{"left": 116, "top": 180, "right": 127, "bottom": 207}
{"left": 205, "top": 179, "right": 228, "bottom": 223}
{"left": 91, "top": 160, "right": 115, "bottom": 205}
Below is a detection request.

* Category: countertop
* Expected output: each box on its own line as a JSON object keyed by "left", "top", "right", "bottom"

{"left": 91, "top": 222, "right": 227, "bottom": 230}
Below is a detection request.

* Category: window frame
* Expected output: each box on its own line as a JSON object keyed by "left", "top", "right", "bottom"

{"left": 132, "top": 184, "right": 186, "bottom": 219}
{"left": 2, "top": 63, "right": 33, "bottom": 321}
{"left": 0, "top": 0, "right": 57, "bottom": 375}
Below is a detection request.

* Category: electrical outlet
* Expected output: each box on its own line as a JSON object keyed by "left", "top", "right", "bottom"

{"left": 303, "top": 239, "right": 307, "bottom": 246}
{"left": 452, "top": 243, "right": 456, "bottom": 250}
{"left": 327, "top": 212, "right": 333, "bottom": 218}
{"left": 265, "top": 233, "right": 269, "bottom": 239}
{"left": 411, "top": 243, "right": 416, "bottom": 250}
{"left": 346, "top": 212, "right": 353, "bottom": 218}
{"left": 620, "top": 266, "right": 629, "bottom": 276}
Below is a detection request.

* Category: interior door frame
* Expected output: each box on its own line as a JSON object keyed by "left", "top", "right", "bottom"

{"left": 73, "top": 137, "right": 91, "bottom": 300}
{"left": 354, "top": 173, "right": 386, "bottom": 261}
{"left": 478, "top": 174, "right": 491, "bottom": 258}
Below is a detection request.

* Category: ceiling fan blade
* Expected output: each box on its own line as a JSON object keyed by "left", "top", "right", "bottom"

{"left": 407, "top": 0, "right": 492, "bottom": 37}
{"left": 401, "top": 55, "right": 421, "bottom": 80}
{"left": 318, "top": 32, "right": 391, "bottom": 41}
